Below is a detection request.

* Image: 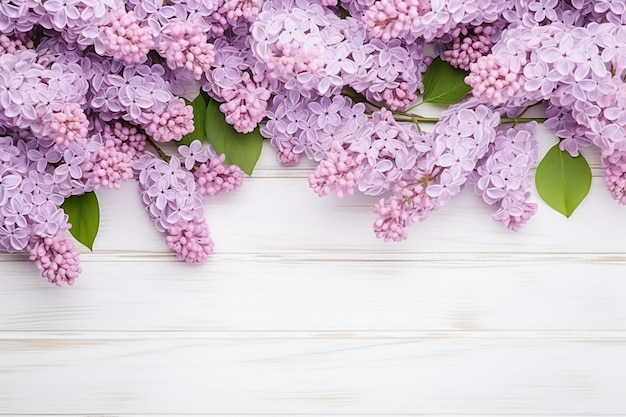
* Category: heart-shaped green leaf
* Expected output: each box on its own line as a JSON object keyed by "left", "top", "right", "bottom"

{"left": 535, "top": 144, "right": 592, "bottom": 217}
{"left": 61, "top": 191, "right": 100, "bottom": 251}
{"left": 204, "top": 99, "right": 263, "bottom": 176}
{"left": 422, "top": 57, "right": 471, "bottom": 105}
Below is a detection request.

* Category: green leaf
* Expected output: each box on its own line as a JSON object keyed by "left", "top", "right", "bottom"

{"left": 61, "top": 192, "right": 100, "bottom": 251}
{"left": 422, "top": 57, "right": 471, "bottom": 105}
{"left": 535, "top": 144, "right": 592, "bottom": 218}
{"left": 179, "top": 93, "right": 208, "bottom": 146}
{"left": 204, "top": 99, "right": 264, "bottom": 176}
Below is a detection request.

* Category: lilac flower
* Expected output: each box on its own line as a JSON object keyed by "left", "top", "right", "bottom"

{"left": 466, "top": 55, "right": 523, "bottom": 106}
{"left": 144, "top": 98, "right": 194, "bottom": 142}
{"left": 178, "top": 140, "right": 210, "bottom": 170}
{"left": 469, "top": 123, "right": 540, "bottom": 230}
{"left": 602, "top": 148, "right": 626, "bottom": 204}
{"left": 2, "top": 194, "right": 33, "bottom": 228}
{"left": 426, "top": 166, "right": 466, "bottom": 205}
{"left": 97, "top": 10, "right": 154, "bottom": 64}
{"left": 194, "top": 154, "right": 244, "bottom": 197}
{"left": 309, "top": 142, "right": 361, "bottom": 198}
{"left": 165, "top": 218, "right": 214, "bottom": 263}
{"left": 362, "top": 0, "right": 431, "bottom": 41}
{"left": 28, "top": 233, "right": 81, "bottom": 286}
{"left": 528, "top": 0, "right": 559, "bottom": 22}
{"left": 55, "top": 145, "right": 87, "bottom": 180}
{"left": 158, "top": 19, "right": 215, "bottom": 80}
{"left": 30, "top": 202, "right": 68, "bottom": 238}
{"left": 220, "top": 74, "right": 270, "bottom": 133}
{"left": 0, "top": 223, "right": 31, "bottom": 253}
{"left": 373, "top": 172, "right": 437, "bottom": 242}
{"left": 0, "top": 171, "right": 21, "bottom": 206}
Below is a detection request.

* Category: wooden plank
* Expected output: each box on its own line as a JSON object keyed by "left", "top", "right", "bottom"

{"left": 1, "top": 333, "right": 625, "bottom": 414}
{"left": 1, "top": 260, "right": 626, "bottom": 332}
{"left": 79, "top": 175, "right": 626, "bottom": 255}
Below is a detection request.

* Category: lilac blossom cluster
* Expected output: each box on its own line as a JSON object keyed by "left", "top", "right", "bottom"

{"left": 4, "top": 0, "right": 626, "bottom": 284}
{"left": 468, "top": 122, "right": 540, "bottom": 231}
{"left": 464, "top": 1, "right": 626, "bottom": 204}
{"left": 256, "top": 0, "right": 626, "bottom": 242}
{"left": 0, "top": 1, "right": 247, "bottom": 285}
{"left": 248, "top": 0, "right": 543, "bottom": 241}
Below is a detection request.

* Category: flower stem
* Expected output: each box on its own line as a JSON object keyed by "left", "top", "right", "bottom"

{"left": 502, "top": 117, "right": 548, "bottom": 124}
{"left": 392, "top": 115, "right": 547, "bottom": 124}
{"left": 146, "top": 136, "right": 171, "bottom": 162}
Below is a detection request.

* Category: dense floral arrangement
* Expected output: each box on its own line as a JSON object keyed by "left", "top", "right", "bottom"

{"left": 1, "top": 0, "right": 625, "bottom": 285}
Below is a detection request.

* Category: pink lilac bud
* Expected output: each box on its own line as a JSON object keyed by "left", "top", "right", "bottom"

{"left": 381, "top": 81, "right": 416, "bottom": 111}
{"left": 277, "top": 144, "right": 301, "bottom": 166}
{"left": 85, "top": 139, "right": 133, "bottom": 190}
{"left": 465, "top": 55, "right": 523, "bottom": 107}
{"left": 373, "top": 175, "right": 436, "bottom": 242}
{"left": 220, "top": 76, "right": 270, "bottom": 133}
{"left": 106, "top": 120, "right": 146, "bottom": 157}
{"left": 0, "top": 33, "right": 33, "bottom": 54}
{"left": 441, "top": 25, "right": 496, "bottom": 70}
{"left": 159, "top": 20, "right": 215, "bottom": 81}
{"left": 309, "top": 143, "right": 361, "bottom": 198}
{"left": 602, "top": 148, "right": 626, "bottom": 204}
{"left": 213, "top": 0, "right": 262, "bottom": 34}
{"left": 226, "top": 0, "right": 261, "bottom": 22}
{"left": 101, "top": 10, "right": 154, "bottom": 64}
{"left": 265, "top": 39, "right": 324, "bottom": 83}
{"left": 48, "top": 104, "right": 89, "bottom": 148}
{"left": 362, "top": 0, "right": 431, "bottom": 41}
{"left": 165, "top": 218, "right": 214, "bottom": 264}
{"left": 493, "top": 195, "right": 537, "bottom": 232}
{"left": 194, "top": 154, "right": 244, "bottom": 197}
{"left": 28, "top": 233, "right": 81, "bottom": 286}
{"left": 144, "top": 98, "right": 194, "bottom": 142}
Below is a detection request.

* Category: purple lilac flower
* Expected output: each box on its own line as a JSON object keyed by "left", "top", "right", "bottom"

{"left": 602, "top": 148, "right": 626, "bottom": 204}
{"left": 373, "top": 170, "right": 437, "bottom": 242}
{"left": 250, "top": 0, "right": 362, "bottom": 96}
{"left": 469, "top": 122, "right": 539, "bottom": 230}
{"left": 262, "top": 90, "right": 368, "bottom": 163}
{"left": 132, "top": 152, "right": 217, "bottom": 261}
{"left": 133, "top": 152, "right": 202, "bottom": 229}
{"left": 363, "top": 0, "right": 508, "bottom": 43}
{"left": 353, "top": 38, "right": 427, "bottom": 111}
{"left": 370, "top": 99, "right": 500, "bottom": 242}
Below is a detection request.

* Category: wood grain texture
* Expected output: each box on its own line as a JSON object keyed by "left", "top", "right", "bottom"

{"left": 91, "top": 177, "right": 626, "bottom": 256}
{"left": 1, "top": 138, "right": 625, "bottom": 414}
{"left": 1, "top": 333, "right": 626, "bottom": 414}
{"left": 1, "top": 260, "right": 626, "bottom": 332}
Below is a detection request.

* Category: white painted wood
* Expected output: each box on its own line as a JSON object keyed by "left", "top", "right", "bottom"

{"left": 1, "top": 333, "right": 626, "bottom": 414}
{"left": 91, "top": 176, "right": 626, "bottom": 256}
{"left": 1, "top": 259, "right": 626, "bottom": 332}
{"left": 1, "top": 132, "right": 625, "bottom": 414}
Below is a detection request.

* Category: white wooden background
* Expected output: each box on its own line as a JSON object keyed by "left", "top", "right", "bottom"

{"left": 1, "top": 123, "right": 626, "bottom": 415}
